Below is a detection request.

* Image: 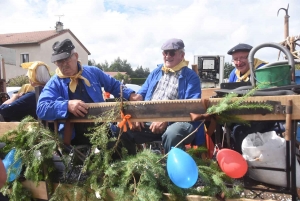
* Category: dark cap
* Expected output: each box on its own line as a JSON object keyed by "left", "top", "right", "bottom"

{"left": 161, "top": 38, "right": 185, "bottom": 50}
{"left": 51, "top": 39, "right": 75, "bottom": 62}
{"left": 227, "top": 43, "right": 253, "bottom": 55}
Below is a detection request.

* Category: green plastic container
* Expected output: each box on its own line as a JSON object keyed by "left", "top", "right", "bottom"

{"left": 255, "top": 64, "right": 291, "bottom": 89}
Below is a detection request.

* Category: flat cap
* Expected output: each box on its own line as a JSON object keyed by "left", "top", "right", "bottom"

{"left": 227, "top": 43, "right": 253, "bottom": 55}
{"left": 161, "top": 38, "right": 185, "bottom": 50}
{"left": 51, "top": 39, "right": 75, "bottom": 62}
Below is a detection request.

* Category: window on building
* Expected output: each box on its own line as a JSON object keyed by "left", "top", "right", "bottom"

{"left": 20, "top": 54, "right": 29, "bottom": 64}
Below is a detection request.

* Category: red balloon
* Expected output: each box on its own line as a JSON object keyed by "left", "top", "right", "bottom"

{"left": 216, "top": 149, "right": 248, "bottom": 178}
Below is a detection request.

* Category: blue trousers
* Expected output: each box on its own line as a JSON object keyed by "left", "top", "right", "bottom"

{"left": 118, "top": 122, "right": 196, "bottom": 154}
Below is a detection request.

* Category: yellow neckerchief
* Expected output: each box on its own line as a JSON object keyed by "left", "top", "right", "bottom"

{"left": 17, "top": 84, "right": 35, "bottom": 94}
{"left": 161, "top": 59, "right": 189, "bottom": 73}
{"left": 55, "top": 63, "right": 91, "bottom": 93}
{"left": 21, "top": 61, "right": 51, "bottom": 85}
{"left": 235, "top": 58, "right": 267, "bottom": 82}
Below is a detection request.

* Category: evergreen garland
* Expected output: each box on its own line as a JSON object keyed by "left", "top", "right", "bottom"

{"left": 207, "top": 86, "right": 273, "bottom": 125}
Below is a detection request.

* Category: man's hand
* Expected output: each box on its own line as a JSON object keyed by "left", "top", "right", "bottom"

{"left": 131, "top": 122, "right": 144, "bottom": 131}
{"left": 129, "top": 93, "right": 143, "bottom": 101}
{"left": 150, "top": 122, "right": 168, "bottom": 134}
{"left": 68, "top": 100, "right": 88, "bottom": 117}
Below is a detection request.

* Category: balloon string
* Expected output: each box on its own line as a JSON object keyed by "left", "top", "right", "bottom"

{"left": 156, "top": 120, "right": 205, "bottom": 163}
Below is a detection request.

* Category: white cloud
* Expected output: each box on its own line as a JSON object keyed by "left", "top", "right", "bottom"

{"left": 0, "top": 0, "right": 299, "bottom": 73}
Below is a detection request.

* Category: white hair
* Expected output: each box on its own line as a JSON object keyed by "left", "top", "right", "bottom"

{"left": 35, "top": 65, "right": 51, "bottom": 84}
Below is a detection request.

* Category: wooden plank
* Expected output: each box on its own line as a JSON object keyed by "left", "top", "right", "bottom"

{"left": 0, "top": 122, "right": 20, "bottom": 137}
{"left": 22, "top": 180, "right": 48, "bottom": 200}
{"left": 163, "top": 193, "right": 274, "bottom": 201}
{"left": 0, "top": 95, "right": 300, "bottom": 136}
{"left": 201, "top": 88, "right": 219, "bottom": 99}
{"left": 22, "top": 180, "right": 278, "bottom": 201}
{"left": 0, "top": 122, "right": 38, "bottom": 137}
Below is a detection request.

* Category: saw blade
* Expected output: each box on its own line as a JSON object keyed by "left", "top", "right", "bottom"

{"left": 72, "top": 99, "right": 207, "bottom": 122}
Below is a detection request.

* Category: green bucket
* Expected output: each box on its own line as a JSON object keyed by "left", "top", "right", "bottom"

{"left": 255, "top": 64, "right": 291, "bottom": 89}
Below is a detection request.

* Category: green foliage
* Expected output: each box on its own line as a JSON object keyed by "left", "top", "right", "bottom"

{"left": 109, "top": 57, "right": 134, "bottom": 76}
{"left": 7, "top": 75, "right": 29, "bottom": 87}
{"left": 206, "top": 86, "right": 273, "bottom": 125}
{"left": 223, "top": 62, "right": 235, "bottom": 79}
{"left": 131, "top": 78, "right": 146, "bottom": 85}
{"left": 131, "top": 66, "right": 150, "bottom": 78}
{"left": 187, "top": 147, "right": 242, "bottom": 198}
{"left": 0, "top": 116, "right": 65, "bottom": 200}
{"left": 88, "top": 59, "right": 150, "bottom": 78}
{"left": 295, "top": 64, "right": 300, "bottom": 70}
{"left": 114, "top": 72, "right": 131, "bottom": 84}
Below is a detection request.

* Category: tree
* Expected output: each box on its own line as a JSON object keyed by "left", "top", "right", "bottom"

{"left": 88, "top": 58, "right": 150, "bottom": 78}
{"left": 223, "top": 62, "right": 235, "bottom": 79}
{"left": 88, "top": 59, "right": 96, "bottom": 66}
{"left": 114, "top": 72, "right": 131, "bottom": 84}
{"left": 98, "top": 61, "right": 109, "bottom": 71}
{"left": 132, "top": 66, "right": 150, "bottom": 78}
{"left": 7, "top": 75, "right": 29, "bottom": 87}
{"left": 109, "top": 57, "right": 133, "bottom": 76}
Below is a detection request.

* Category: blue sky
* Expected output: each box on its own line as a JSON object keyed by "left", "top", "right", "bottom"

{"left": 0, "top": 0, "right": 299, "bottom": 72}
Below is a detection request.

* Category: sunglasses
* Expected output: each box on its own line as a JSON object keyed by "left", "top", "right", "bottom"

{"left": 162, "top": 50, "right": 177, "bottom": 57}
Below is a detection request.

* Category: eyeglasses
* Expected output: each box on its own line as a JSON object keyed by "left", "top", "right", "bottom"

{"left": 55, "top": 53, "right": 74, "bottom": 66}
{"left": 162, "top": 50, "right": 177, "bottom": 57}
{"left": 232, "top": 55, "right": 248, "bottom": 62}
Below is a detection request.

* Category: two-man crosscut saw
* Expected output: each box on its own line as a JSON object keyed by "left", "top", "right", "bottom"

{"left": 65, "top": 95, "right": 300, "bottom": 122}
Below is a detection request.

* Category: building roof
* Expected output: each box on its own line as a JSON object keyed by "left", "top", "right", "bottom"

{"left": 105, "top": 72, "right": 127, "bottom": 77}
{"left": 0, "top": 29, "right": 90, "bottom": 55}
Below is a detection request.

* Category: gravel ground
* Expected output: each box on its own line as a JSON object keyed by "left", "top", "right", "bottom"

{"left": 237, "top": 176, "right": 298, "bottom": 201}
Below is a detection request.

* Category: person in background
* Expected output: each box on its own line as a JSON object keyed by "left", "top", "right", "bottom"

{"left": 227, "top": 44, "right": 281, "bottom": 154}
{"left": 228, "top": 43, "right": 267, "bottom": 83}
{"left": 0, "top": 62, "right": 51, "bottom": 121}
{"left": 115, "top": 38, "right": 205, "bottom": 154}
{"left": 36, "top": 39, "right": 141, "bottom": 149}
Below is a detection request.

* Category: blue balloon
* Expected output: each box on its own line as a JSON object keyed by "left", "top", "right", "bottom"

{"left": 167, "top": 147, "right": 198, "bottom": 188}
{"left": 3, "top": 149, "right": 22, "bottom": 182}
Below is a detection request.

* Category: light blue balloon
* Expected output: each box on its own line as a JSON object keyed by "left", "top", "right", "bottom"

{"left": 3, "top": 149, "right": 22, "bottom": 182}
{"left": 167, "top": 147, "right": 198, "bottom": 188}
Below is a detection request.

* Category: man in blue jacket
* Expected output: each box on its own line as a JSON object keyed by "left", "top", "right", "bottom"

{"left": 37, "top": 39, "right": 141, "bottom": 146}
{"left": 117, "top": 38, "right": 205, "bottom": 154}
{"left": 228, "top": 43, "right": 267, "bottom": 83}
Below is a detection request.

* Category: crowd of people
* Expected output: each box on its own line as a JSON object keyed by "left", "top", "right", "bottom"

{"left": 0, "top": 37, "right": 274, "bottom": 188}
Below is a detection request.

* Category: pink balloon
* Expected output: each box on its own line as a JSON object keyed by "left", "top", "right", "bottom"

{"left": 216, "top": 149, "right": 248, "bottom": 178}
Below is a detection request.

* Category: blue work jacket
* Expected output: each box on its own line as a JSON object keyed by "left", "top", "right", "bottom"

{"left": 37, "top": 65, "right": 134, "bottom": 120}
